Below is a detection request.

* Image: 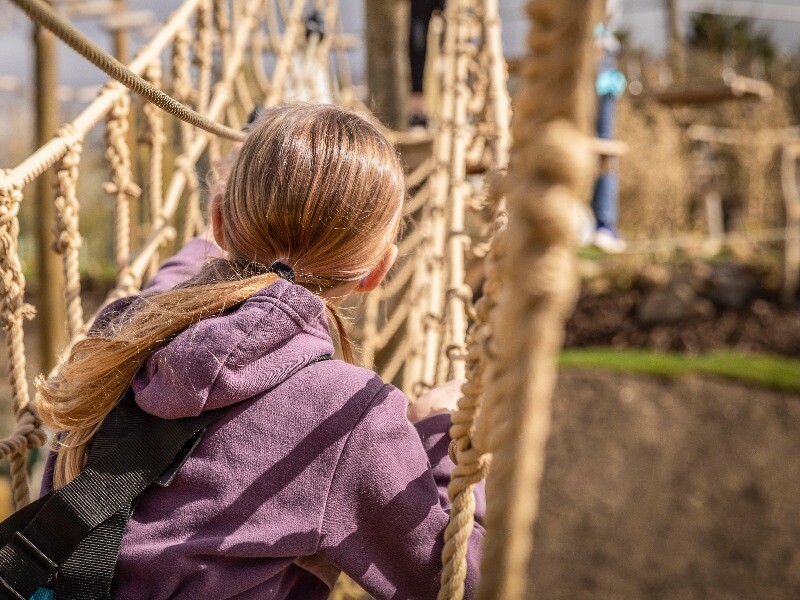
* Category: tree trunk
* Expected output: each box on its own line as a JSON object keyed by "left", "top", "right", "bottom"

{"left": 365, "top": 0, "right": 409, "bottom": 129}
{"left": 665, "top": 0, "right": 686, "bottom": 85}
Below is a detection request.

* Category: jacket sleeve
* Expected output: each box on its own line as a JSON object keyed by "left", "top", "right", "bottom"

{"left": 317, "top": 384, "right": 485, "bottom": 600}
{"left": 142, "top": 235, "right": 223, "bottom": 295}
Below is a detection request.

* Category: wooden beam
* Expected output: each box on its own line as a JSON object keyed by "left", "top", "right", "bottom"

{"left": 643, "top": 75, "right": 773, "bottom": 105}
{"left": 102, "top": 10, "right": 155, "bottom": 32}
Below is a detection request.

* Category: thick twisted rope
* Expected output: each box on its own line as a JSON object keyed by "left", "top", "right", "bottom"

{"left": 52, "top": 129, "right": 85, "bottom": 338}
{"left": 0, "top": 172, "right": 47, "bottom": 508}
{"left": 173, "top": 30, "right": 206, "bottom": 245}
{"left": 7, "top": 0, "right": 246, "bottom": 142}
{"left": 438, "top": 178, "right": 506, "bottom": 600}
{"left": 143, "top": 61, "right": 167, "bottom": 275}
{"left": 104, "top": 94, "right": 141, "bottom": 285}
{"left": 475, "top": 1, "right": 599, "bottom": 598}
{"left": 195, "top": 0, "right": 214, "bottom": 114}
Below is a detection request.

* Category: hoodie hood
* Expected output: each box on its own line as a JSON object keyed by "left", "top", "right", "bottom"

{"left": 132, "top": 278, "right": 334, "bottom": 419}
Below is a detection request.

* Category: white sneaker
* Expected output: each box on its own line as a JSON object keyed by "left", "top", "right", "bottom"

{"left": 592, "top": 227, "right": 627, "bottom": 254}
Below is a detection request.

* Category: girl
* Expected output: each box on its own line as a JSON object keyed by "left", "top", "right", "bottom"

{"left": 38, "top": 103, "right": 484, "bottom": 599}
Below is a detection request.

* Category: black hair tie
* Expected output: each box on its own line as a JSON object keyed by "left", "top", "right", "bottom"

{"left": 238, "top": 259, "right": 295, "bottom": 283}
{"left": 268, "top": 261, "right": 295, "bottom": 283}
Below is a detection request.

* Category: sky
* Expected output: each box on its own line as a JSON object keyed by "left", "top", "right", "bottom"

{"left": 0, "top": 0, "right": 797, "bottom": 109}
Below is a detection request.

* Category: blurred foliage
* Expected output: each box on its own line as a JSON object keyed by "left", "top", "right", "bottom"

{"left": 688, "top": 13, "right": 776, "bottom": 63}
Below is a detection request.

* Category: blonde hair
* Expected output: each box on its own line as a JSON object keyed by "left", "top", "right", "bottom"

{"left": 38, "top": 104, "right": 405, "bottom": 488}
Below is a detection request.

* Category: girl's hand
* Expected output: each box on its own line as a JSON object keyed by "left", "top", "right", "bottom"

{"left": 407, "top": 379, "right": 465, "bottom": 424}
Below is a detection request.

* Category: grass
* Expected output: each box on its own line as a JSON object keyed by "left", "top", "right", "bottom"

{"left": 559, "top": 348, "right": 800, "bottom": 393}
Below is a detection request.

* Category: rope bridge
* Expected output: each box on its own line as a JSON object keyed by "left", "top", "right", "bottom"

{"left": 0, "top": 0, "right": 600, "bottom": 597}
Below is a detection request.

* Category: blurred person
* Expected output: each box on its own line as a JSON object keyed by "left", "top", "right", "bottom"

{"left": 591, "top": 0, "right": 628, "bottom": 254}
{"left": 408, "top": 0, "right": 445, "bottom": 128}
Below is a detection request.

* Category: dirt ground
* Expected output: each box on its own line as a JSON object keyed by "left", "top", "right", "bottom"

{"left": 528, "top": 369, "right": 800, "bottom": 600}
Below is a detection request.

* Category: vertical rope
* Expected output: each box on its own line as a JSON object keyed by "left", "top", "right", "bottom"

{"left": 402, "top": 228, "right": 430, "bottom": 399}
{"left": 484, "top": 0, "right": 511, "bottom": 171}
{"left": 52, "top": 129, "right": 85, "bottom": 337}
{"left": 195, "top": 0, "right": 213, "bottom": 115}
{"left": 173, "top": 26, "right": 196, "bottom": 108}
{"left": 213, "top": 0, "right": 232, "bottom": 66}
{"left": 251, "top": 25, "right": 272, "bottom": 95}
{"left": 441, "top": 0, "right": 476, "bottom": 385}
{"left": 437, "top": 178, "right": 506, "bottom": 600}
{"left": 333, "top": 9, "right": 355, "bottom": 106}
{"left": 437, "top": 0, "right": 512, "bottom": 574}
{"left": 476, "top": 1, "right": 599, "bottom": 598}
{"left": 143, "top": 61, "right": 166, "bottom": 276}
{"left": 265, "top": 0, "right": 306, "bottom": 106}
{"left": 104, "top": 93, "right": 141, "bottom": 284}
{"left": 417, "top": 0, "right": 461, "bottom": 394}
{"left": 173, "top": 28, "right": 205, "bottom": 245}
{"left": 0, "top": 172, "right": 47, "bottom": 509}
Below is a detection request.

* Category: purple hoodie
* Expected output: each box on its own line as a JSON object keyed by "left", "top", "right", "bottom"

{"left": 42, "top": 238, "right": 485, "bottom": 599}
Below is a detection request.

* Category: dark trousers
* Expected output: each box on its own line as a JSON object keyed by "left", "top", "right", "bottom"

{"left": 591, "top": 93, "right": 619, "bottom": 230}
{"left": 410, "top": 0, "right": 446, "bottom": 93}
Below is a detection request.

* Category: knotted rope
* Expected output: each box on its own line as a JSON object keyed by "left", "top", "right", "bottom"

{"left": 0, "top": 172, "right": 47, "bottom": 509}
{"left": 475, "top": 1, "right": 599, "bottom": 598}
{"left": 52, "top": 128, "right": 85, "bottom": 338}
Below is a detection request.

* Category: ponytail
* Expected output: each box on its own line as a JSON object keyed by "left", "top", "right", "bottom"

{"left": 39, "top": 271, "right": 285, "bottom": 488}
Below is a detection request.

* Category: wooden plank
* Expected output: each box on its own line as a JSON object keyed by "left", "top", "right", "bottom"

{"left": 643, "top": 75, "right": 773, "bottom": 105}
{"left": 65, "top": 0, "right": 114, "bottom": 18}
{"left": 102, "top": 10, "right": 154, "bottom": 32}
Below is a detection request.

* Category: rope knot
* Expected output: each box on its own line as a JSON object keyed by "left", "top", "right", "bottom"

{"left": 3, "top": 303, "right": 36, "bottom": 331}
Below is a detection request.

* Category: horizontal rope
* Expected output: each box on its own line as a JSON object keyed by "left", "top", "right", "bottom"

{"left": 8, "top": 0, "right": 246, "bottom": 142}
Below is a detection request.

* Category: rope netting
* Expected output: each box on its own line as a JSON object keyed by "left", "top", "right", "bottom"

{"left": 0, "top": 0, "right": 361, "bottom": 507}
{"left": 0, "top": 0, "right": 599, "bottom": 597}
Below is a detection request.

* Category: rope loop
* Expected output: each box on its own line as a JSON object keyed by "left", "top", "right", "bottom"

{"left": 0, "top": 171, "right": 23, "bottom": 227}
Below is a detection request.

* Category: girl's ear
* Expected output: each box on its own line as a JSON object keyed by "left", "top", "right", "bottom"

{"left": 357, "top": 244, "right": 398, "bottom": 293}
{"left": 210, "top": 193, "right": 227, "bottom": 250}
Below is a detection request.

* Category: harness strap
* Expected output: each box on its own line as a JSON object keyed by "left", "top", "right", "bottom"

{"left": 53, "top": 509, "right": 129, "bottom": 600}
{"left": 0, "top": 394, "right": 227, "bottom": 599}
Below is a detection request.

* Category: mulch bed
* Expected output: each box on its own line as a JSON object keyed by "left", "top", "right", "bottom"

{"left": 566, "top": 288, "right": 800, "bottom": 357}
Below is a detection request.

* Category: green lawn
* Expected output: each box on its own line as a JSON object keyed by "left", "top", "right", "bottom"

{"left": 559, "top": 348, "right": 800, "bottom": 392}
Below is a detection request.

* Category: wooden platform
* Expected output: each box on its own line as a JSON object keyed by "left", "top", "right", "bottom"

{"left": 389, "top": 129, "right": 434, "bottom": 173}
{"left": 642, "top": 75, "right": 773, "bottom": 105}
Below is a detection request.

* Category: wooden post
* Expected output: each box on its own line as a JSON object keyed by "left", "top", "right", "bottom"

{"left": 365, "top": 0, "right": 409, "bottom": 129}
{"left": 33, "top": 0, "right": 67, "bottom": 371}
{"left": 111, "top": 0, "right": 130, "bottom": 63}
{"left": 665, "top": 0, "right": 686, "bottom": 85}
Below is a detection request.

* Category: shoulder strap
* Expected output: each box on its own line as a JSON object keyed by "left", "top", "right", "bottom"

{"left": 0, "top": 392, "right": 228, "bottom": 600}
